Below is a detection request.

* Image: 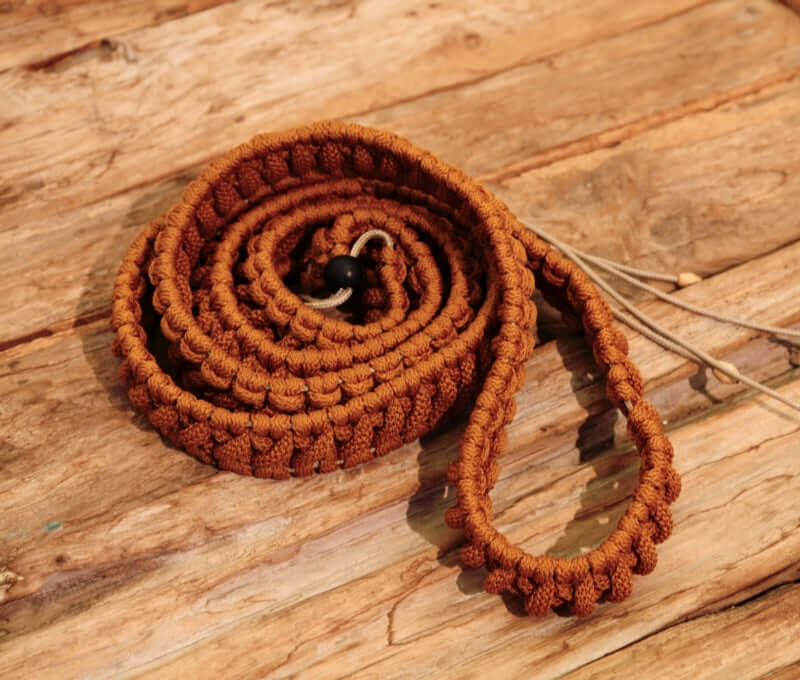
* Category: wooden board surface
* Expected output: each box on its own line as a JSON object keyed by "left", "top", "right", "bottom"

{"left": 1, "top": 1, "right": 799, "bottom": 678}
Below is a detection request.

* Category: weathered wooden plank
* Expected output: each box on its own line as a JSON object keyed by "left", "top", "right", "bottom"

{"left": 0, "top": 0, "right": 732, "bottom": 229}
{"left": 561, "top": 584, "right": 800, "bottom": 680}
{"left": 269, "top": 401, "right": 800, "bottom": 680}
{"left": 1, "top": 238, "right": 798, "bottom": 677}
{"left": 355, "top": 0, "right": 800, "bottom": 180}
{"left": 18, "top": 376, "right": 796, "bottom": 679}
{"left": 0, "top": 171, "right": 192, "bottom": 346}
{"left": 493, "top": 76, "right": 800, "bottom": 283}
{"left": 4, "top": 2, "right": 800, "bottom": 343}
{"left": 0, "top": 0, "right": 233, "bottom": 72}
{"left": 2, "top": 239, "right": 798, "bottom": 600}
{"left": 2, "top": 2, "right": 799, "bottom": 675}
{"left": 329, "top": 381, "right": 800, "bottom": 680}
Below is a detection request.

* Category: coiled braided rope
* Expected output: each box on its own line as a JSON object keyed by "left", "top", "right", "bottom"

{"left": 111, "top": 120, "right": 681, "bottom": 617}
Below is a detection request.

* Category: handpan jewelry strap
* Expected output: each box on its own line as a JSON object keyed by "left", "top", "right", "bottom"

{"left": 111, "top": 120, "right": 680, "bottom": 617}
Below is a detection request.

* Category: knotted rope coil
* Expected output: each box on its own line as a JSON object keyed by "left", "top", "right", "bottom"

{"left": 111, "top": 120, "right": 680, "bottom": 617}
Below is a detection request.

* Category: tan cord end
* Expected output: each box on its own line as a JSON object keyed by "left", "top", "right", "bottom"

{"left": 712, "top": 361, "right": 740, "bottom": 384}
{"left": 677, "top": 272, "right": 702, "bottom": 287}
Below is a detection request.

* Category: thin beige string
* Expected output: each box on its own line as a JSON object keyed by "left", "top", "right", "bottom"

{"left": 303, "top": 229, "right": 395, "bottom": 310}
{"left": 580, "top": 251, "right": 800, "bottom": 339}
{"left": 523, "top": 220, "right": 800, "bottom": 412}
{"left": 584, "top": 253, "right": 688, "bottom": 284}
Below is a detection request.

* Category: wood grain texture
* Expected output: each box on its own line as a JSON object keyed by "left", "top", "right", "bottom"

{"left": 762, "top": 662, "right": 800, "bottom": 680}
{"left": 5, "top": 368, "right": 795, "bottom": 678}
{"left": 562, "top": 584, "right": 800, "bottom": 680}
{"left": 494, "top": 74, "right": 800, "bottom": 281}
{"left": 5, "top": 1, "right": 800, "bottom": 343}
{"left": 0, "top": 0, "right": 234, "bottom": 72}
{"left": 2, "top": 241, "right": 798, "bottom": 578}
{"left": 780, "top": 1, "right": 800, "bottom": 14}
{"left": 1, "top": 0, "right": 799, "bottom": 677}
{"left": 0, "top": 0, "right": 711, "bottom": 226}
{"left": 357, "top": 0, "right": 800, "bottom": 179}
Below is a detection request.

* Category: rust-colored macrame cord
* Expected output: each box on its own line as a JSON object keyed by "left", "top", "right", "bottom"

{"left": 111, "top": 120, "right": 681, "bottom": 618}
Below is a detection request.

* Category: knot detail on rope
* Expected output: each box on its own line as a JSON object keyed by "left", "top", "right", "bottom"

{"left": 110, "top": 120, "right": 680, "bottom": 617}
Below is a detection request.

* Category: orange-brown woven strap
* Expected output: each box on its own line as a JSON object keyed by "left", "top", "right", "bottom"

{"left": 111, "top": 120, "right": 680, "bottom": 617}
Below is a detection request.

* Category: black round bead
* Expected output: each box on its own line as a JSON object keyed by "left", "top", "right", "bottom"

{"left": 323, "top": 255, "right": 367, "bottom": 292}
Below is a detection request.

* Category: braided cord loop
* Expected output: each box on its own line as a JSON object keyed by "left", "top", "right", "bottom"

{"left": 111, "top": 120, "right": 680, "bottom": 616}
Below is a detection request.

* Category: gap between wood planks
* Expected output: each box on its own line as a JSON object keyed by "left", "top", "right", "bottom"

{"left": 557, "top": 579, "right": 800, "bottom": 680}
{"left": 566, "top": 578, "right": 800, "bottom": 671}
{"left": 482, "top": 67, "right": 800, "bottom": 183}
{"left": 2, "top": 0, "right": 716, "bottom": 75}
{"left": 779, "top": 0, "right": 800, "bottom": 16}
{"left": 0, "top": 307, "right": 111, "bottom": 354}
{"left": 760, "top": 663, "right": 800, "bottom": 680}
{"left": 0, "top": 0, "right": 239, "bottom": 73}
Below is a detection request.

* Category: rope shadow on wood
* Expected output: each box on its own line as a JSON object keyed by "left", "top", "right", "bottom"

{"left": 75, "top": 176, "right": 205, "bottom": 446}
{"left": 403, "top": 322, "right": 630, "bottom": 618}
{"left": 543, "top": 337, "right": 636, "bottom": 616}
